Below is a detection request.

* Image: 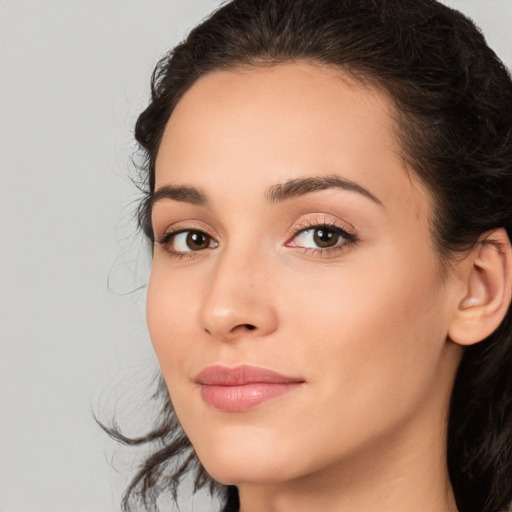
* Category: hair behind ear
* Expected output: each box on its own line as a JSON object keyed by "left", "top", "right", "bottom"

{"left": 448, "top": 307, "right": 512, "bottom": 512}
{"left": 447, "top": 231, "right": 512, "bottom": 512}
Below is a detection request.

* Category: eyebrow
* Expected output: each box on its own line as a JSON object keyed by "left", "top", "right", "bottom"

{"left": 266, "top": 175, "right": 383, "bottom": 206}
{"left": 151, "top": 185, "right": 208, "bottom": 206}
{"left": 151, "top": 175, "right": 382, "bottom": 208}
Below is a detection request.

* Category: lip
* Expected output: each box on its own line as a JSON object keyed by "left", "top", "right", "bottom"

{"left": 194, "top": 365, "right": 305, "bottom": 412}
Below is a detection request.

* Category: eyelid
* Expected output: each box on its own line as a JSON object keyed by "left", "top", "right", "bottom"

{"left": 155, "top": 222, "right": 219, "bottom": 258}
{"left": 284, "top": 214, "right": 357, "bottom": 242}
{"left": 284, "top": 215, "right": 359, "bottom": 254}
{"left": 156, "top": 220, "right": 217, "bottom": 243}
{"left": 158, "top": 228, "right": 217, "bottom": 245}
{"left": 154, "top": 214, "right": 358, "bottom": 259}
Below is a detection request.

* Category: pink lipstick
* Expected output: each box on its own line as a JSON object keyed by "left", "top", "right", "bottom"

{"left": 194, "top": 365, "right": 304, "bottom": 412}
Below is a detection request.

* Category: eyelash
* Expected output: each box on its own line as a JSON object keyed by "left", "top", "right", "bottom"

{"left": 285, "top": 220, "right": 358, "bottom": 256}
{"left": 157, "top": 227, "right": 218, "bottom": 260}
{"left": 156, "top": 220, "right": 358, "bottom": 259}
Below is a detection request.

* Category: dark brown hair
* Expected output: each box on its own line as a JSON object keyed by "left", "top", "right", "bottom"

{"left": 105, "top": 1, "right": 512, "bottom": 511}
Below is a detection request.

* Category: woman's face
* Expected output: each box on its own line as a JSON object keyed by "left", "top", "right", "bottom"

{"left": 147, "top": 63, "right": 462, "bottom": 486}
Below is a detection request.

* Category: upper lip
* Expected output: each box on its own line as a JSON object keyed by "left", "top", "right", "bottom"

{"left": 194, "top": 365, "right": 304, "bottom": 386}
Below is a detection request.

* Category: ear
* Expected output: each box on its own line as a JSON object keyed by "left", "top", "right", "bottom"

{"left": 448, "top": 228, "right": 512, "bottom": 346}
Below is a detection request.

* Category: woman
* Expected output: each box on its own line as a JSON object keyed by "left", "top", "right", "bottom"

{"left": 107, "top": 1, "right": 512, "bottom": 511}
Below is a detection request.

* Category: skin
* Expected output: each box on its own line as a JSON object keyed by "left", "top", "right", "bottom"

{"left": 147, "top": 62, "right": 466, "bottom": 512}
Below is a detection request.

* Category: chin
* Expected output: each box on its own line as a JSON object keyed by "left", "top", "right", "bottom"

{"left": 190, "top": 426, "right": 304, "bottom": 486}
{"left": 200, "top": 453, "right": 297, "bottom": 487}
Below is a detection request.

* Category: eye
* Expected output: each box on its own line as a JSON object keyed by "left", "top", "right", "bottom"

{"left": 160, "top": 229, "right": 218, "bottom": 253}
{"left": 288, "top": 224, "right": 355, "bottom": 250}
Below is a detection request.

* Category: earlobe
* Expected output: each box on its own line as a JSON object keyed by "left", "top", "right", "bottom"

{"left": 448, "top": 228, "right": 512, "bottom": 346}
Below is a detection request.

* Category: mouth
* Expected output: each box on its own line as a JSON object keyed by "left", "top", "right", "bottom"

{"left": 194, "top": 365, "right": 305, "bottom": 412}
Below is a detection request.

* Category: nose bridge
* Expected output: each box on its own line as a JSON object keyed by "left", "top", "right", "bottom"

{"left": 199, "top": 240, "right": 277, "bottom": 339}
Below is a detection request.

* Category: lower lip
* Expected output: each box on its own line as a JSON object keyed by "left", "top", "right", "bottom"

{"left": 199, "top": 382, "right": 303, "bottom": 412}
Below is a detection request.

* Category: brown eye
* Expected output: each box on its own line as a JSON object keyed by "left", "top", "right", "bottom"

{"left": 313, "top": 228, "right": 340, "bottom": 248}
{"left": 162, "top": 230, "right": 218, "bottom": 253}
{"left": 185, "top": 231, "right": 212, "bottom": 250}
{"left": 288, "top": 223, "right": 355, "bottom": 252}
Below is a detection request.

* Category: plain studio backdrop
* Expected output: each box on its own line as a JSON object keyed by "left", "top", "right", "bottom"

{"left": 0, "top": 1, "right": 511, "bottom": 511}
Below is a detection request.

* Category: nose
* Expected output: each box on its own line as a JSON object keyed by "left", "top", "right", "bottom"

{"left": 199, "top": 247, "right": 279, "bottom": 341}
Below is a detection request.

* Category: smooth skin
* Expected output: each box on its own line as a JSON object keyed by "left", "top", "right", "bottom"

{"left": 147, "top": 63, "right": 512, "bottom": 512}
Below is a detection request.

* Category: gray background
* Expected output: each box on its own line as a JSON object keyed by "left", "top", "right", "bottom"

{"left": 1, "top": 1, "right": 511, "bottom": 511}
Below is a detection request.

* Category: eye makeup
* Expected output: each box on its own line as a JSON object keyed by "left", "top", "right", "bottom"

{"left": 155, "top": 212, "right": 359, "bottom": 261}
{"left": 285, "top": 219, "right": 358, "bottom": 257}
{"left": 156, "top": 223, "right": 219, "bottom": 260}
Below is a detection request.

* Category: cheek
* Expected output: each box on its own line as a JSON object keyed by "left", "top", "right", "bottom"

{"left": 146, "top": 265, "right": 199, "bottom": 376}
{"left": 282, "top": 250, "right": 448, "bottom": 415}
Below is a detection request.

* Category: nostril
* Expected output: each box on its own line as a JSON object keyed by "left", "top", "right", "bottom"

{"left": 244, "top": 324, "right": 256, "bottom": 331}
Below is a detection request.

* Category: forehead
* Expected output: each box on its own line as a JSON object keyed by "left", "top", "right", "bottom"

{"left": 155, "top": 62, "right": 426, "bottom": 219}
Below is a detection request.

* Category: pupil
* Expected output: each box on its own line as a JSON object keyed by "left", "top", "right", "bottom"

{"left": 314, "top": 228, "right": 338, "bottom": 248}
{"left": 186, "top": 231, "right": 209, "bottom": 250}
